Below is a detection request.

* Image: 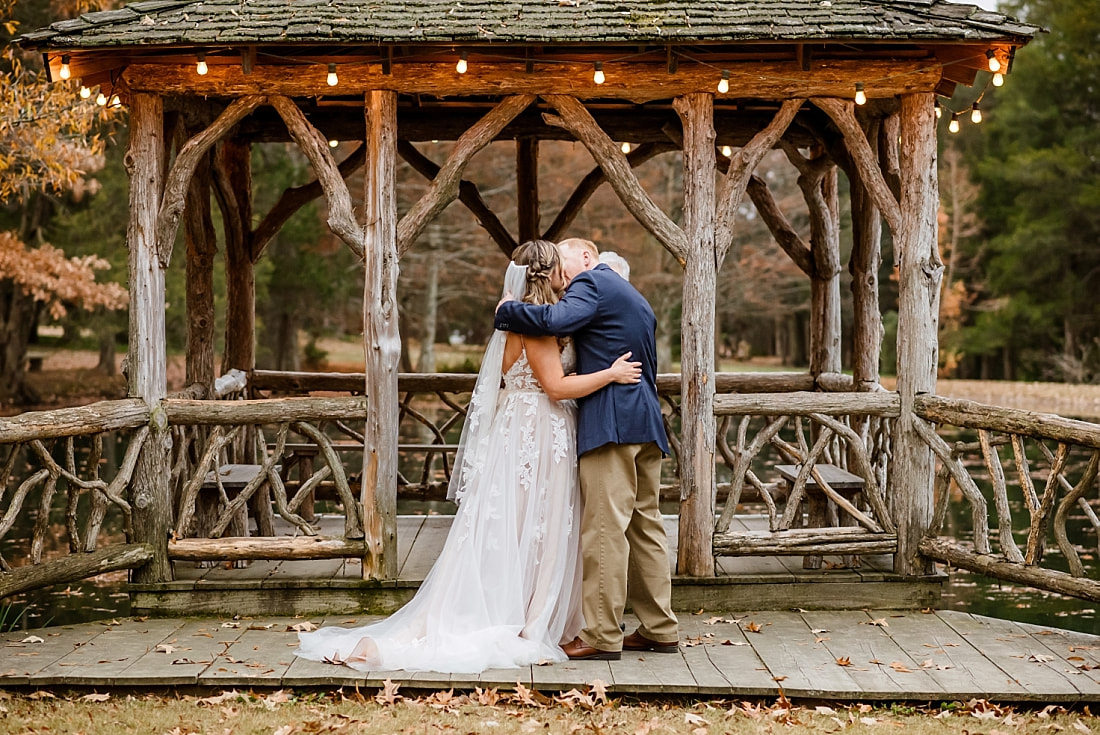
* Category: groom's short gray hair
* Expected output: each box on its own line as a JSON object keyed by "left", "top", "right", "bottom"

{"left": 599, "top": 251, "right": 630, "bottom": 281}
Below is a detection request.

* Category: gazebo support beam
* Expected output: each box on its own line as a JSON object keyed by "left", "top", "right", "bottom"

{"left": 362, "top": 89, "right": 401, "bottom": 580}
{"left": 543, "top": 142, "right": 678, "bottom": 242}
{"left": 397, "top": 94, "right": 535, "bottom": 256}
{"left": 893, "top": 92, "right": 942, "bottom": 576}
{"left": 542, "top": 94, "right": 688, "bottom": 261}
{"left": 850, "top": 120, "right": 884, "bottom": 392}
{"left": 217, "top": 138, "right": 257, "bottom": 377}
{"left": 396, "top": 140, "right": 518, "bottom": 257}
{"left": 124, "top": 92, "right": 171, "bottom": 584}
{"left": 516, "top": 137, "right": 539, "bottom": 242}
{"left": 673, "top": 92, "right": 717, "bottom": 577}
{"left": 181, "top": 119, "right": 217, "bottom": 395}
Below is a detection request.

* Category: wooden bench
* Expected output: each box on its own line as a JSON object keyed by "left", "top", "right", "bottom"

{"left": 775, "top": 463, "right": 867, "bottom": 569}
{"left": 194, "top": 463, "right": 277, "bottom": 567}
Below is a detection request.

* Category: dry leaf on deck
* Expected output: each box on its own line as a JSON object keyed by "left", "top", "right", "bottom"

{"left": 287, "top": 622, "right": 317, "bottom": 633}
{"left": 835, "top": 656, "right": 852, "bottom": 666}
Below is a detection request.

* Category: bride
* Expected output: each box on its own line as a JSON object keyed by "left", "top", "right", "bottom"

{"left": 296, "top": 239, "right": 641, "bottom": 674}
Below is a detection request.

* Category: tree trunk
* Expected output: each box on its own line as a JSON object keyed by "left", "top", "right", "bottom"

{"left": 220, "top": 138, "right": 255, "bottom": 376}
{"left": 0, "top": 281, "right": 39, "bottom": 404}
{"left": 417, "top": 225, "right": 440, "bottom": 373}
{"left": 362, "top": 90, "right": 400, "bottom": 580}
{"left": 125, "top": 92, "right": 172, "bottom": 584}
{"left": 274, "top": 311, "right": 301, "bottom": 371}
{"left": 892, "top": 93, "right": 942, "bottom": 577}
{"left": 674, "top": 92, "right": 716, "bottom": 577}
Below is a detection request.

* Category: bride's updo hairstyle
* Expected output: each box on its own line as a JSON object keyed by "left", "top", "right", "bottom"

{"left": 511, "top": 239, "right": 561, "bottom": 306}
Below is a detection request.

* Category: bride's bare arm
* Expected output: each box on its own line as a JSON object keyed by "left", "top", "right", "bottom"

{"left": 524, "top": 335, "right": 640, "bottom": 402}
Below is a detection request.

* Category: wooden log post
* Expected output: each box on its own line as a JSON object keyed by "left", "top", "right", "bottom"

{"left": 182, "top": 120, "right": 217, "bottom": 394}
{"left": 125, "top": 92, "right": 171, "bottom": 584}
{"left": 363, "top": 90, "right": 400, "bottom": 580}
{"left": 516, "top": 137, "right": 539, "bottom": 242}
{"left": 892, "top": 93, "right": 942, "bottom": 576}
{"left": 220, "top": 137, "right": 256, "bottom": 378}
{"left": 849, "top": 121, "right": 883, "bottom": 390}
{"left": 673, "top": 92, "right": 717, "bottom": 577}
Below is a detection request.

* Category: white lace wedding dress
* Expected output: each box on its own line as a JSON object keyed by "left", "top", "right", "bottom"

{"left": 296, "top": 346, "right": 583, "bottom": 674}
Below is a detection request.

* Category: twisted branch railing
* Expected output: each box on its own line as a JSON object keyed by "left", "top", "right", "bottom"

{"left": 915, "top": 394, "right": 1100, "bottom": 602}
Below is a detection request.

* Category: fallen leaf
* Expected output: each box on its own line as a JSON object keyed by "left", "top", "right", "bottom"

{"left": 1028, "top": 653, "right": 1055, "bottom": 663}
{"left": 375, "top": 679, "right": 403, "bottom": 706}
{"left": 588, "top": 678, "right": 609, "bottom": 705}
{"left": 287, "top": 622, "right": 317, "bottom": 633}
{"left": 816, "top": 705, "right": 836, "bottom": 715}
{"left": 721, "top": 639, "right": 748, "bottom": 646}
{"left": 867, "top": 618, "right": 889, "bottom": 628}
{"left": 889, "top": 661, "right": 912, "bottom": 673}
{"left": 743, "top": 621, "right": 762, "bottom": 633}
{"left": 836, "top": 657, "right": 852, "bottom": 666}
{"left": 1074, "top": 720, "right": 1092, "bottom": 733}
{"left": 20, "top": 636, "right": 44, "bottom": 644}
{"left": 79, "top": 692, "right": 110, "bottom": 702}
{"left": 684, "top": 712, "right": 707, "bottom": 726}
{"left": 155, "top": 643, "right": 179, "bottom": 654}
{"left": 272, "top": 725, "right": 295, "bottom": 735}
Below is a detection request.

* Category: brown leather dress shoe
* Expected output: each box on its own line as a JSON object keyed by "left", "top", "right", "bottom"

{"left": 622, "top": 629, "right": 679, "bottom": 653}
{"left": 562, "top": 636, "right": 621, "bottom": 661}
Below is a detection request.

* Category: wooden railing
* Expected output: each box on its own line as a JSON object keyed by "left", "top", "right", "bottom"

{"left": 710, "top": 391, "right": 899, "bottom": 559}
{"left": 914, "top": 394, "right": 1100, "bottom": 602}
{"left": 0, "top": 399, "right": 154, "bottom": 598}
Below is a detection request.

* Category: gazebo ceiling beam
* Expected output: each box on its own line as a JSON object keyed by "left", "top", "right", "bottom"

{"left": 235, "top": 106, "right": 826, "bottom": 147}
{"left": 121, "top": 58, "right": 942, "bottom": 104}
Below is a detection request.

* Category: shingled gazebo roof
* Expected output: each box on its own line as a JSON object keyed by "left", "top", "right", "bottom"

{"left": 20, "top": 0, "right": 1037, "bottom": 47}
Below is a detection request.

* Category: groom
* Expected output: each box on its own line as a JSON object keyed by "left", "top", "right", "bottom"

{"left": 495, "top": 238, "right": 679, "bottom": 660}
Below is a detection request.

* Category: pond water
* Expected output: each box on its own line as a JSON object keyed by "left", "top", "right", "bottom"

{"left": 2, "top": 426, "right": 1099, "bottom": 637}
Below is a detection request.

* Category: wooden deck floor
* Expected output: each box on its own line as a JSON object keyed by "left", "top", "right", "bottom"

{"left": 131, "top": 515, "right": 943, "bottom": 617}
{"left": 4, "top": 609, "right": 1100, "bottom": 701}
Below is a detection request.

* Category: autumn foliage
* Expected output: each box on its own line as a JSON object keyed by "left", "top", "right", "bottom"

{"left": 0, "top": 231, "right": 126, "bottom": 318}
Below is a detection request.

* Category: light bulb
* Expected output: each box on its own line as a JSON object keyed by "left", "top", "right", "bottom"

{"left": 326, "top": 63, "right": 338, "bottom": 86}
{"left": 993, "top": 72, "right": 1004, "bottom": 87}
{"left": 934, "top": 100, "right": 942, "bottom": 119}
{"left": 970, "top": 102, "right": 982, "bottom": 124}
{"left": 196, "top": 52, "right": 208, "bottom": 76}
{"left": 948, "top": 113, "right": 960, "bottom": 133}
{"left": 854, "top": 82, "right": 867, "bottom": 106}
{"left": 987, "top": 50, "right": 1001, "bottom": 73}
{"left": 456, "top": 51, "right": 468, "bottom": 74}
{"left": 108, "top": 94, "right": 121, "bottom": 108}
{"left": 593, "top": 62, "right": 605, "bottom": 85}
{"left": 328, "top": 139, "right": 339, "bottom": 148}
{"left": 59, "top": 55, "right": 71, "bottom": 80}
{"left": 717, "top": 69, "right": 730, "bottom": 94}
{"left": 95, "top": 92, "right": 107, "bottom": 106}
{"left": 79, "top": 85, "right": 91, "bottom": 99}
{"left": 721, "top": 145, "right": 732, "bottom": 157}
{"left": 621, "top": 142, "right": 631, "bottom": 154}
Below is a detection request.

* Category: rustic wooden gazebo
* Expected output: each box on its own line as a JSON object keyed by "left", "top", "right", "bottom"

{"left": 11, "top": 1, "right": 1052, "bottom": 602}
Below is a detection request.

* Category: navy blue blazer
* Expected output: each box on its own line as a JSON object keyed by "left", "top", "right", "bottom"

{"left": 495, "top": 264, "right": 669, "bottom": 457}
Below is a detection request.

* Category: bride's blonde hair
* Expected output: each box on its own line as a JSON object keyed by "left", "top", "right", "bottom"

{"left": 511, "top": 240, "right": 561, "bottom": 306}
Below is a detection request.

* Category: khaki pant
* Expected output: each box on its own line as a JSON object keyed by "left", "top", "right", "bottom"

{"left": 577, "top": 442, "right": 678, "bottom": 651}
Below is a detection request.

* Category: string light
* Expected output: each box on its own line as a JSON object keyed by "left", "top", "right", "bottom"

{"left": 721, "top": 145, "right": 733, "bottom": 157}
{"left": 986, "top": 50, "right": 1001, "bottom": 73}
{"left": 948, "top": 112, "right": 960, "bottom": 133}
{"left": 108, "top": 94, "right": 121, "bottom": 108}
{"left": 326, "top": 63, "right": 338, "bottom": 86}
{"left": 58, "top": 55, "right": 71, "bottom": 80}
{"left": 95, "top": 91, "right": 107, "bottom": 106}
{"left": 196, "top": 52, "right": 208, "bottom": 76}
{"left": 992, "top": 72, "right": 1005, "bottom": 87}
{"left": 934, "top": 99, "right": 942, "bottom": 119}
{"left": 593, "top": 61, "right": 605, "bottom": 85}
{"left": 79, "top": 85, "right": 91, "bottom": 99}
{"left": 328, "top": 139, "right": 339, "bottom": 148}
{"left": 456, "top": 50, "right": 468, "bottom": 74}
{"left": 717, "top": 69, "right": 730, "bottom": 94}
{"left": 854, "top": 82, "right": 867, "bottom": 105}
{"left": 970, "top": 101, "right": 982, "bottom": 124}
{"left": 620, "top": 142, "right": 631, "bottom": 154}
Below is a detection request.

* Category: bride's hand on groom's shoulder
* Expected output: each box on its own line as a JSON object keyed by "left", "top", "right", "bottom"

{"left": 495, "top": 291, "right": 514, "bottom": 314}
{"left": 610, "top": 352, "right": 642, "bottom": 384}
